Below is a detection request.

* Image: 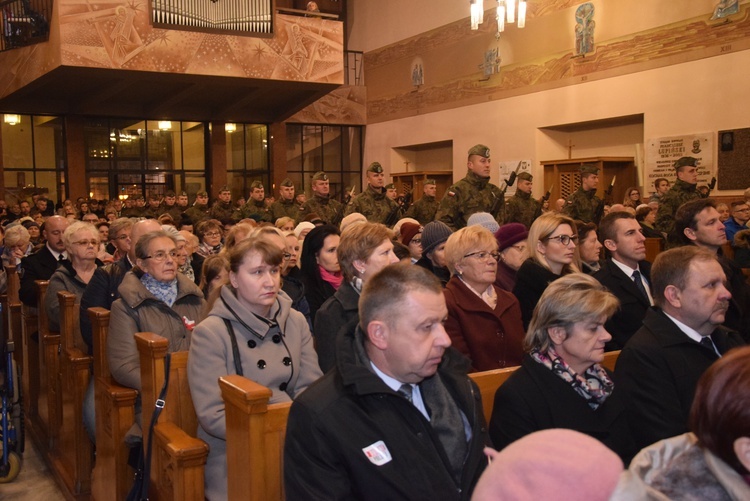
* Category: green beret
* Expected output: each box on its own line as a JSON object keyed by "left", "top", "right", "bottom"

{"left": 164, "top": 190, "right": 176, "bottom": 197}
{"left": 179, "top": 191, "right": 188, "bottom": 197}
{"left": 196, "top": 191, "right": 208, "bottom": 197}
{"left": 367, "top": 162, "right": 384, "bottom": 173}
{"left": 149, "top": 194, "right": 160, "bottom": 200}
{"left": 468, "top": 144, "right": 490, "bottom": 158}
{"left": 311, "top": 171, "right": 329, "bottom": 182}
{"left": 517, "top": 172, "right": 533, "bottom": 182}
{"left": 219, "top": 185, "right": 231, "bottom": 192}
{"left": 424, "top": 179, "right": 437, "bottom": 186}
{"left": 385, "top": 183, "right": 396, "bottom": 190}
{"left": 674, "top": 156, "right": 698, "bottom": 169}
{"left": 280, "top": 178, "right": 294, "bottom": 188}
{"left": 135, "top": 195, "right": 145, "bottom": 201}
{"left": 250, "top": 180, "right": 264, "bottom": 190}
{"left": 580, "top": 164, "right": 599, "bottom": 175}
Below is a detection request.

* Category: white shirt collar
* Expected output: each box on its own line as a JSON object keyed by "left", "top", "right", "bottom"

{"left": 663, "top": 311, "right": 708, "bottom": 344}
{"left": 611, "top": 257, "right": 653, "bottom": 305}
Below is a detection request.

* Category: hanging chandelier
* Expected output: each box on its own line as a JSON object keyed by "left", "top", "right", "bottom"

{"left": 471, "top": 0, "right": 526, "bottom": 33}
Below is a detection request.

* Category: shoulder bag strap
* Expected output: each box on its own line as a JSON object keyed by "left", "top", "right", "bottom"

{"left": 223, "top": 318, "right": 244, "bottom": 376}
{"left": 139, "top": 352, "right": 171, "bottom": 500}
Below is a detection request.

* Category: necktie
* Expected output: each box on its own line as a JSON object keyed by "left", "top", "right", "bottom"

{"left": 58, "top": 254, "right": 65, "bottom": 262}
{"left": 632, "top": 270, "right": 649, "bottom": 301}
{"left": 397, "top": 384, "right": 413, "bottom": 403}
{"left": 699, "top": 336, "right": 718, "bottom": 355}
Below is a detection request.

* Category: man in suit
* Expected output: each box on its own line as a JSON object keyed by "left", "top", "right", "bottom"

{"left": 615, "top": 246, "right": 746, "bottom": 452}
{"left": 19, "top": 215, "right": 70, "bottom": 307}
{"left": 594, "top": 212, "right": 653, "bottom": 349}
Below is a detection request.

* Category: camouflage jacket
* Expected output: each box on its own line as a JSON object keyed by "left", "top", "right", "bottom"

{"left": 269, "top": 199, "right": 301, "bottom": 224}
{"left": 405, "top": 195, "right": 439, "bottom": 225}
{"left": 435, "top": 171, "right": 505, "bottom": 230}
{"left": 655, "top": 179, "right": 702, "bottom": 234}
{"left": 562, "top": 187, "right": 601, "bottom": 223}
{"left": 235, "top": 200, "right": 272, "bottom": 223}
{"left": 209, "top": 201, "right": 236, "bottom": 222}
{"left": 345, "top": 185, "right": 399, "bottom": 224}
{"left": 162, "top": 205, "right": 184, "bottom": 222}
{"left": 184, "top": 204, "right": 210, "bottom": 224}
{"left": 505, "top": 191, "right": 542, "bottom": 229}
{"left": 121, "top": 207, "right": 145, "bottom": 218}
{"left": 299, "top": 194, "right": 344, "bottom": 226}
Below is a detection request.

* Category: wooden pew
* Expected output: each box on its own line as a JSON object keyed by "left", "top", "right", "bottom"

{"left": 21, "top": 299, "right": 40, "bottom": 428}
{"left": 602, "top": 350, "right": 620, "bottom": 372}
{"left": 220, "top": 375, "right": 292, "bottom": 501}
{"left": 4, "top": 265, "right": 23, "bottom": 372}
{"left": 469, "top": 366, "right": 519, "bottom": 424}
{"left": 136, "top": 332, "right": 208, "bottom": 501}
{"left": 644, "top": 237, "right": 664, "bottom": 263}
{"left": 56, "top": 290, "right": 93, "bottom": 495}
{"left": 88, "top": 307, "right": 138, "bottom": 501}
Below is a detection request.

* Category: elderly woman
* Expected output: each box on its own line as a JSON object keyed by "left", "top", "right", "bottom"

{"left": 443, "top": 226, "right": 525, "bottom": 371}
{"left": 22, "top": 220, "right": 42, "bottom": 246}
{"left": 45, "top": 221, "right": 103, "bottom": 341}
{"left": 299, "top": 224, "right": 341, "bottom": 320}
{"left": 616, "top": 346, "right": 750, "bottom": 498}
{"left": 575, "top": 221, "right": 603, "bottom": 274}
{"left": 314, "top": 222, "right": 399, "bottom": 372}
{"left": 195, "top": 219, "right": 224, "bottom": 257}
{"left": 636, "top": 204, "right": 664, "bottom": 240}
{"left": 415, "top": 221, "right": 453, "bottom": 286}
{"left": 2, "top": 224, "right": 32, "bottom": 269}
{"left": 494, "top": 223, "right": 528, "bottom": 292}
{"left": 400, "top": 222, "right": 423, "bottom": 263}
{"left": 513, "top": 213, "right": 580, "bottom": 329}
{"left": 107, "top": 217, "right": 133, "bottom": 261}
{"left": 108, "top": 230, "right": 206, "bottom": 395}
{"left": 189, "top": 237, "right": 322, "bottom": 500}
{"left": 490, "top": 273, "right": 635, "bottom": 464}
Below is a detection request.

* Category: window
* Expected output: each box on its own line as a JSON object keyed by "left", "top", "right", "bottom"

{"left": 226, "top": 123, "right": 270, "bottom": 200}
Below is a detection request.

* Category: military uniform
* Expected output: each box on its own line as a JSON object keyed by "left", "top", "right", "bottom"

{"left": 184, "top": 203, "right": 210, "bottom": 223}
{"left": 299, "top": 194, "right": 343, "bottom": 225}
{"left": 346, "top": 185, "right": 399, "bottom": 224}
{"left": 655, "top": 178, "right": 701, "bottom": 234}
{"left": 505, "top": 190, "right": 542, "bottom": 229}
{"left": 209, "top": 201, "right": 235, "bottom": 221}
{"left": 236, "top": 199, "right": 272, "bottom": 222}
{"left": 270, "top": 199, "right": 300, "bottom": 223}
{"left": 435, "top": 170, "right": 504, "bottom": 230}
{"left": 405, "top": 195, "right": 438, "bottom": 225}
{"left": 562, "top": 187, "right": 601, "bottom": 223}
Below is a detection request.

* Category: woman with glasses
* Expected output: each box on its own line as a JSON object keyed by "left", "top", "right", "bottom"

{"left": 188, "top": 237, "right": 322, "bottom": 500}
{"left": 195, "top": 219, "right": 224, "bottom": 257}
{"left": 623, "top": 187, "right": 642, "bottom": 209}
{"left": 514, "top": 213, "right": 580, "bottom": 329}
{"left": 314, "top": 222, "right": 399, "bottom": 372}
{"left": 108, "top": 230, "right": 206, "bottom": 405}
{"left": 490, "top": 274, "right": 635, "bottom": 464}
{"left": 443, "top": 226, "right": 525, "bottom": 371}
{"left": 45, "top": 221, "right": 104, "bottom": 342}
{"left": 494, "top": 223, "right": 529, "bottom": 292}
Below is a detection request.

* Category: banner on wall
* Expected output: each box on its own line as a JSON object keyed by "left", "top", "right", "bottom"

{"left": 498, "top": 160, "right": 532, "bottom": 196}
{"left": 645, "top": 133, "right": 714, "bottom": 192}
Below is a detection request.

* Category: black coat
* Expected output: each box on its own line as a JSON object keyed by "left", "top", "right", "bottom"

{"left": 615, "top": 308, "right": 746, "bottom": 452}
{"left": 593, "top": 258, "right": 652, "bottom": 350}
{"left": 19, "top": 245, "right": 60, "bottom": 307}
{"left": 78, "top": 256, "right": 132, "bottom": 350}
{"left": 490, "top": 355, "right": 636, "bottom": 465}
{"left": 313, "top": 281, "right": 359, "bottom": 373}
{"left": 512, "top": 258, "right": 562, "bottom": 329}
{"left": 301, "top": 273, "right": 336, "bottom": 321}
{"left": 284, "top": 328, "right": 490, "bottom": 501}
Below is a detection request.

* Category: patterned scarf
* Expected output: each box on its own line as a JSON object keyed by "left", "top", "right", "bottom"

{"left": 179, "top": 260, "right": 195, "bottom": 282}
{"left": 140, "top": 273, "right": 178, "bottom": 307}
{"left": 197, "top": 241, "right": 222, "bottom": 257}
{"left": 530, "top": 346, "right": 614, "bottom": 409}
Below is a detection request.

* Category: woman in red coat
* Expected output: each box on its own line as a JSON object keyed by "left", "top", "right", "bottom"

{"left": 443, "top": 226, "right": 525, "bottom": 372}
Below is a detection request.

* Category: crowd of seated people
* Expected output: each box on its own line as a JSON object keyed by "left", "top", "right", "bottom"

{"left": 7, "top": 184, "right": 750, "bottom": 500}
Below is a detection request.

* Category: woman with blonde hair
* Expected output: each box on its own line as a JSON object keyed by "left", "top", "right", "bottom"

{"left": 275, "top": 216, "right": 295, "bottom": 233}
{"left": 491, "top": 273, "right": 635, "bottom": 464}
{"left": 513, "top": 213, "right": 579, "bottom": 328}
{"left": 443, "top": 225, "right": 525, "bottom": 371}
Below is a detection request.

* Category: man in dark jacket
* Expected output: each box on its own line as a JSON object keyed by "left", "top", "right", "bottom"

{"left": 616, "top": 246, "right": 746, "bottom": 453}
{"left": 594, "top": 212, "right": 653, "bottom": 349}
{"left": 284, "top": 264, "right": 490, "bottom": 500}
{"left": 19, "top": 215, "right": 70, "bottom": 306}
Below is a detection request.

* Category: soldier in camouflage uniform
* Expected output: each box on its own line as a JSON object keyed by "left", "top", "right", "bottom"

{"left": 209, "top": 186, "right": 235, "bottom": 221}
{"left": 656, "top": 156, "right": 703, "bottom": 235}
{"left": 299, "top": 171, "right": 344, "bottom": 225}
{"left": 236, "top": 180, "right": 272, "bottom": 222}
{"left": 161, "top": 190, "right": 183, "bottom": 221}
{"left": 435, "top": 144, "right": 505, "bottom": 230}
{"left": 385, "top": 183, "right": 398, "bottom": 201}
{"left": 346, "top": 162, "right": 399, "bottom": 224}
{"left": 505, "top": 172, "right": 542, "bottom": 229}
{"left": 406, "top": 178, "right": 439, "bottom": 225}
{"left": 122, "top": 195, "right": 145, "bottom": 217}
{"left": 269, "top": 178, "right": 301, "bottom": 223}
{"left": 175, "top": 191, "right": 189, "bottom": 213}
{"left": 184, "top": 191, "right": 210, "bottom": 224}
{"left": 142, "top": 194, "right": 162, "bottom": 219}
{"left": 561, "top": 164, "right": 601, "bottom": 223}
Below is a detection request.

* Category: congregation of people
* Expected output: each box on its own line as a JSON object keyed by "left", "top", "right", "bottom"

{"left": 8, "top": 144, "right": 750, "bottom": 500}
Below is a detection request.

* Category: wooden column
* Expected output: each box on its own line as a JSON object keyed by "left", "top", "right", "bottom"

{"left": 209, "top": 122, "right": 227, "bottom": 198}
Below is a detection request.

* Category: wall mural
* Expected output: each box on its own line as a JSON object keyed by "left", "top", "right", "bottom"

{"left": 411, "top": 59, "right": 424, "bottom": 87}
{"left": 575, "top": 3, "right": 595, "bottom": 56}
{"left": 712, "top": 0, "right": 740, "bottom": 20}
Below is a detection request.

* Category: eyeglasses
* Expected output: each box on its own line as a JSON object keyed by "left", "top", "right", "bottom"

{"left": 463, "top": 251, "right": 500, "bottom": 262}
{"left": 73, "top": 239, "right": 99, "bottom": 247}
{"left": 283, "top": 252, "right": 292, "bottom": 261}
{"left": 144, "top": 250, "right": 178, "bottom": 262}
{"left": 410, "top": 238, "right": 422, "bottom": 245}
{"left": 204, "top": 231, "right": 222, "bottom": 238}
{"left": 115, "top": 234, "right": 131, "bottom": 241}
{"left": 510, "top": 244, "right": 527, "bottom": 253}
{"left": 545, "top": 234, "right": 578, "bottom": 246}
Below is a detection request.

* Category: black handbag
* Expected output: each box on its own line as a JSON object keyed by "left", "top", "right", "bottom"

{"left": 126, "top": 353, "right": 171, "bottom": 501}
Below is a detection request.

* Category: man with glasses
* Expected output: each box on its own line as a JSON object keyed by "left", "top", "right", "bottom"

{"left": 724, "top": 200, "right": 750, "bottom": 243}
{"left": 19, "top": 215, "right": 70, "bottom": 306}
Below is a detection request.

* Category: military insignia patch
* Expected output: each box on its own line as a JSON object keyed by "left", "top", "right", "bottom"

{"left": 447, "top": 191, "right": 456, "bottom": 197}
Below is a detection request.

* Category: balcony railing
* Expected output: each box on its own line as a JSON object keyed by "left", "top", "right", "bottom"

{"left": 0, "top": 0, "right": 51, "bottom": 52}
{"left": 151, "top": 0, "right": 272, "bottom": 34}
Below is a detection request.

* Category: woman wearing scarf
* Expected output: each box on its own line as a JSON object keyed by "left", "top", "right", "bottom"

{"left": 314, "top": 222, "right": 399, "bottom": 373}
{"left": 299, "top": 224, "right": 342, "bottom": 320}
{"left": 489, "top": 273, "right": 636, "bottom": 465}
{"left": 107, "top": 230, "right": 206, "bottom": 421}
